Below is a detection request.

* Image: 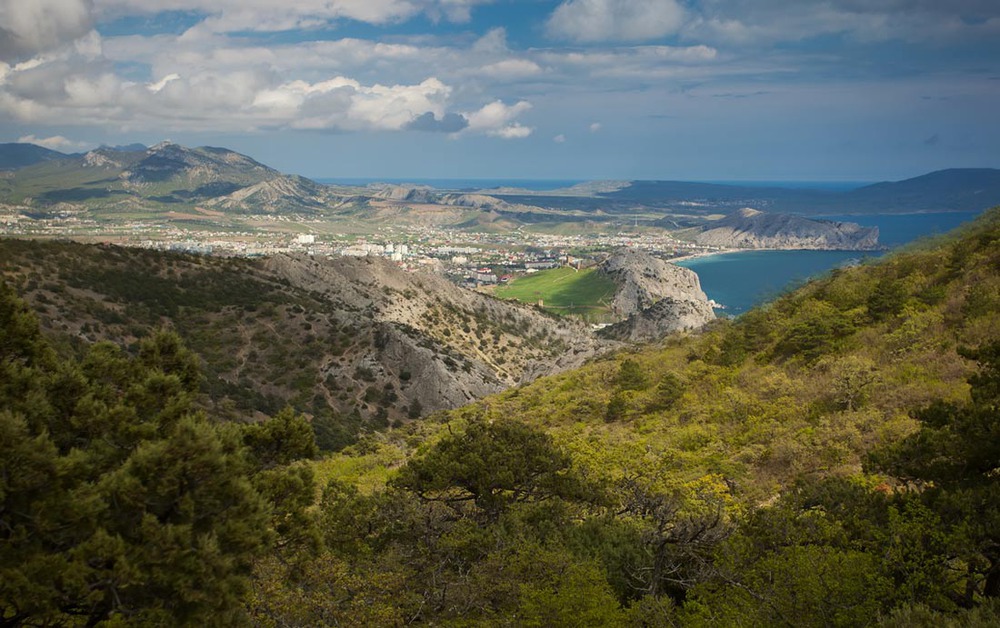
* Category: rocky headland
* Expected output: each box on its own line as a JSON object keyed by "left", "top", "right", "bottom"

{"left": 596, "top": 249, "right": 716, "bottom": 341}
{"left": 693, "top": 208, "right": 880, "bottom": 250}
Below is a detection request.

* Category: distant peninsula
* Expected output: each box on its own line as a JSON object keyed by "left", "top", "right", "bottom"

{"left": 690, "top": 208, "right": 881, "bottom": 251}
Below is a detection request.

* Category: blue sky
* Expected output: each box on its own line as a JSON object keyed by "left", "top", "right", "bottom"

{"left": 1, "top": 0, "right": 998, "bottom": 181}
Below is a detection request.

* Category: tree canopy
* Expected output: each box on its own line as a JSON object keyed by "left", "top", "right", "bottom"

{"left": 0, "top": 283, "right": 317, "bottom": 626}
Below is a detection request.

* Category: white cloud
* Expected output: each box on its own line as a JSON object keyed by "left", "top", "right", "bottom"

{"left": 547, "top": 0, "right": 685, "bottom": 42}
{"left": 553, "top": 133, "right": 566, "bottom": 143}
{"left": 427, "top": 0, "right": 491, "bottom": 23}
{"left": 0, "top": 44, "right": 533, "bottom": 140}
{"left": 463, "top": 99, "right": 533, "bottom": 139}
{"left": 0, "top": 0, "right": 94, "bottom": 61}
{"left": 147, "top": 72, "right": 179, "bottom": 92}
{"left": 16, "top": 133, "right": 86, "bottom": 150}
{"left": 589, "top": 122, "right": 601, "bottom": 132}
{"left": 490, "top": 122, "right": 532, "bottom": 139}
{"left": 291, "top": 76, "right": 453, "bottom": 131}
{"left": 466, "top": 99, "right": 530, "bottom": 130}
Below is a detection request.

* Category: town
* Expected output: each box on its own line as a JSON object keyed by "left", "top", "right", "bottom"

{"left": 1, "top": 212, "right": 727, "bottom": 287}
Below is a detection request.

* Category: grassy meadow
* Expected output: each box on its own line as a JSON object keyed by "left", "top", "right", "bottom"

{"left": 494, "top": 266, "right": 617, "bottom": 322}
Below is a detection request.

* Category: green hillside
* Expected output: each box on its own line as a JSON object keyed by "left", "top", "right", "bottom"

{"left": 300, "top": 208, "right": 1000, "bottom": 625}
{"left": 3, "top": 209, "right": 1000, "bottom": 625}
{"left": 495, "top": 266, "right": 617, "bottom": 321}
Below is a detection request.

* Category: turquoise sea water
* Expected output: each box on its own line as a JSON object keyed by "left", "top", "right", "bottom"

{"left": 676, "top": 211, "right": 980, "bottom": 315}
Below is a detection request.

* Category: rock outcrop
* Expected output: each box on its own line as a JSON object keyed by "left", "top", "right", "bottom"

{"left": 599, "top": 296, "right": 716, "bottom": 342}
{"left": 694, "top": 208, "right": 880, "bottom": 250}
{"left": 596, "top": 249, "right": 715, "bottom": 341}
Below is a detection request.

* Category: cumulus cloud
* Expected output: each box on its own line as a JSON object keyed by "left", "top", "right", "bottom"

{"left": 589, "top": 122, "right": 601, "bottom": 132}
{"left": 0, "top": 42, "right": 532, "bottom": 140}
{"left": 465, "top": 99, "right": 533, "bottom": 138}
{"left": 547, "top": 0, "right": 686, "bottom": 42}
{"left": 16, "top": 133, "right": 86, "bottom": 150}
{"left": 405, "top": 111, "right": 469, "bottom": 132}
{"left": 553, "top": 133, "right": 566, "bottom": 143}
{"left": 251, "top": 76, "right": 456, "bottom": 132}
{"left": 0, "top": 0, "right": 94, "bottom": 61}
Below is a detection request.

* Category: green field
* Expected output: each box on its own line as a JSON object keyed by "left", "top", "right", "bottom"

{"left": 495, "top": 266, "right": 617, "bottom": 322}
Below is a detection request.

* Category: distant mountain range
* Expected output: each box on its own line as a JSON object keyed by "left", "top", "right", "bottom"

{"left": 0, "top": 141, "right": 357, "bottom": 218}
{"left": 1, "top": 141, "right": 998, "bottom": 228}
{"left": 497, "top": 169, "right": 1000, "bottom": 215}
{"left": 0, "top": 143, "right": 67, "bottom": 170}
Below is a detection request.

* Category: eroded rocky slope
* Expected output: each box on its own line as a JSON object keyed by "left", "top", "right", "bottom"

{"left": 0, "top": 240, "right": 609, "bottom": 447}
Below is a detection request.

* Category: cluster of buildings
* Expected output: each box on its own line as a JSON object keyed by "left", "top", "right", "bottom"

{"left": 2, "top": 213, "right": 727, "bottom": 287}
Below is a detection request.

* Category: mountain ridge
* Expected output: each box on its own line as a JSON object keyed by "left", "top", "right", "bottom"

{"left": 3, "top": 142, "right": 998, "bottom": 226}
{"left": 0, "top": 142, "right": 67, "bottom": 170}
{"left": 0, "top": 141, "right": 350, "bottom": 217}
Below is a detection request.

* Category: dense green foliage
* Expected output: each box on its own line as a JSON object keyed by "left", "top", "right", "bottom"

{"left": 0, "top": 283, "right": 319, "bottom": 625}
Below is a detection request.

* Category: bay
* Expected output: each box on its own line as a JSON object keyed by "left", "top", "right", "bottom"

{"left": 675, "top": 211, "right": 981, "bottom": 315}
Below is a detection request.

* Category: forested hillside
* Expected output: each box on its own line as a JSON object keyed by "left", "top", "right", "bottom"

{"left": 292, "top": 207, "right": 1000, "bottom": 625}
{"left": 2, "top": 209, "right": 999, "bottom": 626}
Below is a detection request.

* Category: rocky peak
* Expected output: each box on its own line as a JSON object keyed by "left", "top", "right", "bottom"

{"left": 599, "top": 249, "right": 710, "bottom": 313}
{"left": 373, "top": 185, "right": 439, "bottom": 203}
{"left": 148, "top": 140, "right": 176, "bottom": 152}
{"left": 83, "top": 149, "right": 121, "bottom": 168}
{"left": 597, "top": 249, "right": 715, "bottom": 341}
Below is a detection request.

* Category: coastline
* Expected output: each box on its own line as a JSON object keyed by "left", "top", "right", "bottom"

{"left": 668, "top": 246, "right": 887, "bottom": 265}
{"left": 667, "top": 249, "right": 739, "bottom": 264}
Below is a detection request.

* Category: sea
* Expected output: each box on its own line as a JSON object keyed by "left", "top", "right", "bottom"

{"left": 675, "top": 211, "right": 982, "bottom": 315}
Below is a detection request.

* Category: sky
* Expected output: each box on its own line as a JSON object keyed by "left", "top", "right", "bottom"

{"left": 0, "top": 0, "right": 998, "bottom": 181}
